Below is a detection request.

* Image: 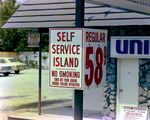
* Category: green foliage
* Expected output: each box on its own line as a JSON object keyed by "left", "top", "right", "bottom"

{"left": 13, "top": 31, "right": 39, "bottom": 53}
{"left": 0, "top": 0, "right": 49, "bottom": 53}
{"left": 0, "top": 0, "right": 23, "bottom": 52}
{"left": 29, "top": 60, "right": 38, "bottom": 68}
{"left": 42, "top": 55, "right": 48, "bottom": 60}
{"left": 41, "top": 33, "right": 49, "bottom": 52}
{"left": 0, "top": 0, "right": 19, "bottom": 26}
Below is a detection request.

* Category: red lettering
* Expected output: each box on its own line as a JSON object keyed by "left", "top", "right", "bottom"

{"left": 57, "top": 32, "right": 75, "bottom": 42}
{"left": 86, "top": 32, "right": 106, "bottom": 43}
{"left": 52, "top": 81, "right": 59, "bottom": 85}
{"left": 56, "top": 45, "right": 60, "bottom": 54}
{"left": 60, "top": 78, "right": 63, "bottom": 81}
{"left": 96, "top": 32, "right": 99, "bottom": 42}
{"left": 54, "top": 78, "right": 59, "bottom": 81}
{"left": 59, "top": 71, "right": 80, "bottom": 78}
{"left": 103, "top": 33, "right": 105, "bottom": 42}
{"left": 64, "top": 57, "right": 69, "bottom": 67}
{"left": 53, "top": 57, "right": 55, "bottom": 66}
{"left": 71, "top": 32, "right": 75, "bottom": 41}
{"left": 60, "top": 82, "right": 68, "bottom": 86}
{"left": 53, "top": 57, "right": 79, "bottom": 67}
{"left": 70, "top": 79, "right": 77, "bottom": 82}
{"left": 52, "top": 70, "right": 57, "bottom": 77}
{"left": 94, "top": 47, "right": 103, "bottom": 86}
{"left": 62, "top": 32, "right": 65, "bottom": 41}
{"left": 92, "top": 32, "right": 95, "bottom": 42}
{"left": 56, "top": 57, "right": 60, "bottom": 67}
{"left": 60, "top": 45, "right": 65, "bottom": 54}
{"left": 85, "top": 46, "right": 106, "bottom": 87}
{"left": 85, "top": 47, "right": 94, "bottom": 87}
{"left": 89, "top": 32, "right": 91, "bottom": 42}
{"left": 76, "top": 45, "right": 80, "bottom": 54}
{"left": 64, "top": 79, "right": 69, "bottom": 82}
{"left": 69, "top": 57, "right": 73, "bottom": 67}
{"left": 75, "top": 58, "right": 79, "bottom": 67}
{"left": 52, "top": 45, "right": 56, "bottom": 54}
{"left": 57, "top": 32, "right": 61, "bottom": 41}
{"left": 69, "top": 83, "right": 79, "bottom": 86}
{"left": 51, "top": 44, "right": 80, "bottom": 54}
{"left": 100, "top": 33, "right": 103, "bottom": 42}
{"left": 64, "top": 45, "right": 71, "bottom": 54}
{"left": 66, "top": 32, "right": 69, "bottom": 42}
{"left": 60, "top": 57, "right": 63, "bottom": 67}
{"left": 72, "top": 45, "right": 76, "bottom": 54}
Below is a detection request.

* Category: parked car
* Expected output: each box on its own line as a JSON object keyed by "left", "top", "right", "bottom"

{"left": 0, "top": 61, "right": 13, "bottom": 76}
{"left": 0, "top": 57, "right": 26, "bottom": 74}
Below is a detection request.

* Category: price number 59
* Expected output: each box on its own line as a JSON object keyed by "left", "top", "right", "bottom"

{"left": 85, "top": 46, "right": 107, "bottom": 87}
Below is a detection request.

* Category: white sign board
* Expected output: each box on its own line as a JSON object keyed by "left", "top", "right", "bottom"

{"left": 49, "top": 28, "right": 83, "bottom": 89}
{"left": 49, "top": 28, "right": 107, "bottom": 89}
{"left": 28, "top": 33, "right": 40, "bottom": 47}
{"left": 111, "top": 36, "right": 150, "bottom": 58}
{"left": 122, "top": 106, "right": 148, "bottom": 120}
{"left": 83, "top": 29, "right": 107, "bottom": 89}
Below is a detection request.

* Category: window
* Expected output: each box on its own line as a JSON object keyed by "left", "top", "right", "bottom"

{"left": 8, "top": 59, "right": 18, "bottom": 62}
{"left": 0, "top": 59, "right": 6, "bottom": 63}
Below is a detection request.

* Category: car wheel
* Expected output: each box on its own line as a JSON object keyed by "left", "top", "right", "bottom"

{"left": 3, "top": 73, "right": 9, "bottom": 76}
{"left": 15, "top": 71, "right": 20, "bottom": 74}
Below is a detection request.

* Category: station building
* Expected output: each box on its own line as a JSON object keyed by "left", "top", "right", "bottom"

{"left": 2, "top": 0, "right": 150, "bottom": 119}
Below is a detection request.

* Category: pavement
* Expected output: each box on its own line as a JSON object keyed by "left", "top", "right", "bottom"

{"left": 8, "top": 106, "right": 104, "bottom": 120}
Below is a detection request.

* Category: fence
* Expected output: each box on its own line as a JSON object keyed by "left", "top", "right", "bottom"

{"left": 0, "top": 52, "right": 49, "bottom": 69}
{"left": 0, "top": 52, "right": 19, "bottom": 60}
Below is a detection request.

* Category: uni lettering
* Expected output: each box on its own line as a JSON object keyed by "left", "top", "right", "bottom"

{"left": 116, "top": 40, "right": 149, "bottom": 55}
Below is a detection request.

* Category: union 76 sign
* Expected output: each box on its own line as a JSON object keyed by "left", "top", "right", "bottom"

{"left": 49, "top": 28, "right": 107, "bottom": 89}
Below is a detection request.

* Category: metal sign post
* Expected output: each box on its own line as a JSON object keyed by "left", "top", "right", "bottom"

{"left": 38, "top": 30, "right": 42, "bottom": 115}
{"left": 74, "top": 0, "right": 84, "bottom": 120}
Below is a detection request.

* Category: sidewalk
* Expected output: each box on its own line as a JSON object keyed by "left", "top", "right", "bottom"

{"left": 8, "top": 106, "right": 103, "bottom": 120}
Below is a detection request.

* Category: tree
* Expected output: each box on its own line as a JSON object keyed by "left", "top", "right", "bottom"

{"left": 0, "top": 0, "right": 22, "bottom": 51}
{"left": 41, "top": 33, "right": 49, "bottom": 52}
{"left": 0, "top": 0, "right": 18, "bottom": 27}
{"left": 0, "top": 0, "right": 49, "bottom": 53}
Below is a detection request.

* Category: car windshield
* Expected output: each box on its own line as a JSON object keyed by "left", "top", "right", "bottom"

{"left": 8, "top": 59, "right": 18, "bottom": 62}
{"left": 0, "top": 59, "right": 6, "bottom": 63}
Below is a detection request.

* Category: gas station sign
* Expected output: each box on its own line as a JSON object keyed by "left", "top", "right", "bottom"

{"left": 49, "top": 28, "right": 107, "bottom": 89}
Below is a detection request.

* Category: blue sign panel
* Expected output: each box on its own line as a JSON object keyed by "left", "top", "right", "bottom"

{"left": 111, "top": 36, "right": 150, "bottom": 58}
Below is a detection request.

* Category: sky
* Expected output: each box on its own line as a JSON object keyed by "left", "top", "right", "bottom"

{"left": 16, "top": 0, "right": 26, "bottom": 3}
{"left": 2, "top": 0, "right": 26, "bottom": 3}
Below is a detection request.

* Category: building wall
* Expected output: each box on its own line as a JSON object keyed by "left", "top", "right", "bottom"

{"left": 102, "top": 37, "right": 117, "bottom": 118}
{"left": 19, "top": 25, "right": 150, "bottom": 119}
{"left": 102, "top": 25, "right": 150, "bottom": 119}
{"left": 139, "top": 59, "right": 150, "bottom": 114}
{"left": 19, "top": 52, "right": 49, "bottom": 69}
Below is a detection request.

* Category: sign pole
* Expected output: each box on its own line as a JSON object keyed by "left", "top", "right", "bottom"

{"left": 38, "top": 30, "right": 42, "bottom": 115}
{"left": 74, "top": 0, "right": 84, "bottom": 120}
{"left": 74, "top": 90, "right": 83, "bottom": 120}
{"left": 28, "top": 31, "right": 41, "bottom": 115}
